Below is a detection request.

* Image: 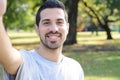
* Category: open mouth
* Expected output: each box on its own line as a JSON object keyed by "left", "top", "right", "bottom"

{"left": 45, "top": 33, "right": 61, "bottom": 42}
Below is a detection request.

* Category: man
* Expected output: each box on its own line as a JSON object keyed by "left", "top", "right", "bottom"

{"left": 0, "top": 0, "right": 84, "bottom": 80}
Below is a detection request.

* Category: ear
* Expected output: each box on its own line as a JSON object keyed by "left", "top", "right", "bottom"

{"left": 34, "top": 25, "right": 39, "bottom": 36}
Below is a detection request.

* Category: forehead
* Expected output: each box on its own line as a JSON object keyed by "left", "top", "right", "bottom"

{"left": 40, "top": 8, "right": 65, "bottom": 21}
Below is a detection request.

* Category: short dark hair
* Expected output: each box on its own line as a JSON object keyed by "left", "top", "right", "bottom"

{"left": 36, "top": 0, "right": 68, "bottom": 27}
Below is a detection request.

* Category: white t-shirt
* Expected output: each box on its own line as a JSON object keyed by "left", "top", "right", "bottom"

{"left": 4, "top": 49, "right": 84, "bottom": 80}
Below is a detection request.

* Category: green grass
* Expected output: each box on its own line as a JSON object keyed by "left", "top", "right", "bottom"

{"left": 64, "top": 51, "right": 120, "bottom": 80}
{"left": 0, "top": 65, "right": 3, "bottom": 80}
{"left": 77, "top": 32, "right": 120, "bottom": 45}
{"left": 0, "top": 31, "right": 120, "bottom": 80}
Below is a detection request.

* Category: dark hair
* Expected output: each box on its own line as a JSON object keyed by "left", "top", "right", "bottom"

{"left": 36, "top": 0, "right": 68, "bottom": 27}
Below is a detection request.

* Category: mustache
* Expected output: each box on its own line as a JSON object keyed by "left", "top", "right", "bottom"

{"left": 45, "top": 31, "right": 62, "bottom": 36}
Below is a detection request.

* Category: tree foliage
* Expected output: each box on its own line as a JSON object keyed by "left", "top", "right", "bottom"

{"left": 4, "top": 0, "right": 42, "bottom": 30}
{"left": 79, "top": 0, "right": 120, "bottom": 39}
{"left": 3, "top": 0, "right": 79, "bottom": 45}
{"left": 33, "top": 0, "right": 80, "bottom": 45}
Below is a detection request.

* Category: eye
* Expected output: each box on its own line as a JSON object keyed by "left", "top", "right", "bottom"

{"left": 57, "top": 21, "right": 64, "bottom": 25}
{"left": 43, "top": 21, "right": 50, "bottom": 25}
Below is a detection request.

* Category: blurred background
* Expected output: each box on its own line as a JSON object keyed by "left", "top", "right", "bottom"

{"left": 0, "top": 0, "right": 120, "bottom": 80}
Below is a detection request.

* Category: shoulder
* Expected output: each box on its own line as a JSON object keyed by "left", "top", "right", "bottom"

{"left": 19, "top": 49, "right": 35, "bottom": 64}
{"left": 63, "top": 56, "right": 84, "bottom": 79}
{"left": 63, "top": 56, "right": 83, "bottom": 69}
{"left": 18, "top": 49, "right": 39, "bottom": 70}
{"left": 19, "top": 49, "right": 33, "bottom": 54}
{"left": 63, "top": 56, "right": 80, "bottom": 65}
{"left": 19, "top": 49, "right": 34, "bottom": 57}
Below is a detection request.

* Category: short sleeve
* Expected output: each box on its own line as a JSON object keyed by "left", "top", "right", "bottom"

{"left": 3, "top": 49, "right": 35, "bottom": 80}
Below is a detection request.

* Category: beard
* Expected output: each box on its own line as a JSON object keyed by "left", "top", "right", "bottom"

{"left": 40, "top": 31, "right": 63, "bottom": 50}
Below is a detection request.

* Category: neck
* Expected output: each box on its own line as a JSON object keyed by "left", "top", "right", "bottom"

{"left": 36, "top": 44, "right": 63, "bottom": 63}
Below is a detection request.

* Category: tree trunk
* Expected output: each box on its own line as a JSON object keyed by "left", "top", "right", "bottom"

{"left": 64, "top": 0, "right": 79, "bottom": 45}
{"left": 102, "top": 25, "right": 113, "bottom": 40}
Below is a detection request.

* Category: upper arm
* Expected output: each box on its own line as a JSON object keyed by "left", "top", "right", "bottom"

{"left": 0, "top": 25, "right": 22, "bottom": 75}
{"left": 0, "top": 0, "right": 22, "bottom": 75}
{"left": 2, "top": 48, "right": 23, "bottom": 75}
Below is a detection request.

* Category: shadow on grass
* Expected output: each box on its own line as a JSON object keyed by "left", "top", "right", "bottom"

{"left": 63, "top": 44, "right": 120, "bottom": 52}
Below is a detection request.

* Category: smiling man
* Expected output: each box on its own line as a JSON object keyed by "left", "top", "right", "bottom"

{"left": 37, "top": 8, "right": 68, "bottom": 49}
{"left": 0, "top": 0, "right": 84, "bottom": 80}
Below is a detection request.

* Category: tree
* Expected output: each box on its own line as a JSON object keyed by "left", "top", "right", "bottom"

{"left": 35, "top": 0, "right": 80, "bottom": 45}
{"left": 4, "top": 0, "right": 80, "bottom": 44}
{"left": 33, "top": 0, "right": 80, "bottom": 45}
{"left": 64, "top": 0, "right": 80, "bottom": 45}
{"left": 4, "top": 0, "right": 41, "bottom": 30}
{"left": 79, "top": 0, "right": 120, "bottom": 39}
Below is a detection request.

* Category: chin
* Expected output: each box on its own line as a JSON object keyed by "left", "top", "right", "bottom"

{"left": 47, "top": 44, "right": 62, "bottom": 50}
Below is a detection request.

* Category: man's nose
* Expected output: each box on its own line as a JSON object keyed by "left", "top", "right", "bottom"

{"left": 49, "top": 24, "right": 58, "bottom": 33}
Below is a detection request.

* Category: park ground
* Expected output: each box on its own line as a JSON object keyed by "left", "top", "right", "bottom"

{"left": 0, "top": 31, "right": 120, "bottom": 80}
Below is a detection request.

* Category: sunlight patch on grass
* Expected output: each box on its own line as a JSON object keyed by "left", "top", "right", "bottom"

{"left": 77, "top": 32, "right": 120, "bottom": 45}
{"left": 8, "top": 31, "right": 37, "bottom": 37}
{"left": 105, "top": 39, "right": 120, "bottom": 46}
{"left": 85, "top": 76, "right": 119, "bottom": 80}
{"left": 8, "top": 31, "right": 40, "bottom": 44}
{"left": 11, "top": 38, "right": 39, "bottom": 44}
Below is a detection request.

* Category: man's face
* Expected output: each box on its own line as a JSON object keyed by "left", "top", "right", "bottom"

{"left": 36, "top": 8, "right": 69, "bottom": 49}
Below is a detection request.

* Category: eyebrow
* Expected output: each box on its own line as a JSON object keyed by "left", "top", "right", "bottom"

{"left": 41, "top": 18, "right": 64, "bottom": 23}
{"left": 57, "top": 18, "right": 64, "bottom": 21}
{"left": 41, "top": 19, "right": 50, "bottom": 22}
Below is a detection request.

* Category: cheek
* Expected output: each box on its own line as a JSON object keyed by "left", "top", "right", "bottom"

{"left": 60, "top": 28, "right": 68, "bottom": 37}
{"left": 39, "top": 28, "right": 47, "bottom": 38}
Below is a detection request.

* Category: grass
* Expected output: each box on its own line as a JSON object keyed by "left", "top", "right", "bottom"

{"left": 0, "top": 31, "right": 120, "bottom": 80}
{"left": 77, "top": 32, "right": 120, "bottom": 45}
{"left": 0, "top": 66, "right": 3, "bottom": 80}
{"left": 64, "top": 51, "right": 120, "bottom": 80}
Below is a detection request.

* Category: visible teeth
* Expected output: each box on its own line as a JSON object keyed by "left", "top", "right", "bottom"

{"left": 45, "top": 34, "right": 60, "bottom": 42}
{"left": 49, "top": 36, "right": 57, "bottom": 38}
{"left": 47, "top": 34, "right": 60, "bottom": 37}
